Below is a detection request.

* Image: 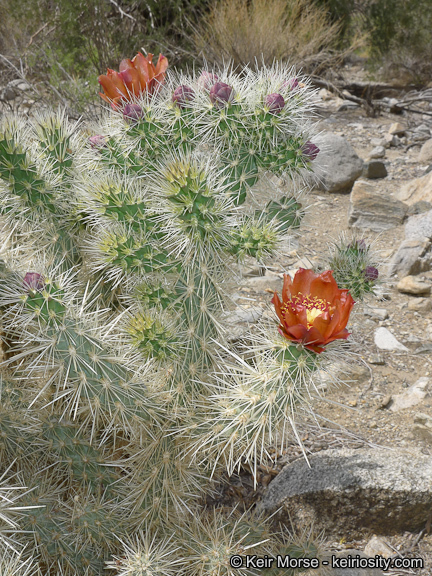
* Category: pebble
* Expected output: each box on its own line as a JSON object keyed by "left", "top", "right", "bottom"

{"left": 374, "top": 327, "right": 408, "bottom": 352}
{"left": 390, "top": 377, "right": 429, "bottom": 411}
{"left": 388, "top": 122, "right": 405, "bottom": 136}
{"left": 369, "top": 146, "right": 386, "bottom": 159}
{"left": 364, "top": 308, "right": 389, "bottom": 321}
{"left": 363, "top": 160, "right": 387, "bottom": 179}
{"left": 396, "top": 275, "right": 431, "bottom": 295}
{"left": 364, "top": 536, "right": 394, "bottom": 559}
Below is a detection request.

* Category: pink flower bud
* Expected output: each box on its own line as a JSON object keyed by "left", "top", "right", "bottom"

{"left": 122, "top": 103, "right": 143, "bottom": 122}
{"left": 282, "top": 78, "right": 299, "bottom": 91}
{"left": 89, "top": 135, "right": 107, "bottom": 149}
{"left": 23, "top": 272, "right": 44, "bottom": 292}
{"left": 264, "top": 93, "right": 285, "bottom": 114}
{"left": 209, "top": 82, "right": 233, "bottom": 107}
{"left": 301, "top": 141, "right": 320, "bottom": 161}
{"left": 197, "top": 71, "right": 219, "bottom": 90}
{"left": 348, "top": 239, "right": 367, "bottom": 251}
{"left": 172, "top": 85, "right": 195, "bottom": 108}
{"left": 363, "top": 266, "right": 379, "bottom": 281}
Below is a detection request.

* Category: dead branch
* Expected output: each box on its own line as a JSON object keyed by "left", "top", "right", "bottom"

{"left": 106, "top": 0, "right": 136, "bottom": 21}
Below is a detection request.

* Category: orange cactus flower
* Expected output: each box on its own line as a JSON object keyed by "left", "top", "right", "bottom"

{"left": 98, "top": 52, "right": 169, "bottom": 108}
{"left": 272, "top": 268, "right": 355, "bottom": 353}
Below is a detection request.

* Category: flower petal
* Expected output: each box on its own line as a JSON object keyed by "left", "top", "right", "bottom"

{"left": 291, "top": 268, "right": 317, "bottom": 296}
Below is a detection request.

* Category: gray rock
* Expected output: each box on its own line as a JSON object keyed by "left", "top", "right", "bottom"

{"left": 224, "top": 306, "right": 263, "bottom": 324}
{"left": 364, "top": 308, "right": 389, "bottom": 321}
{"left": 413, "top": 412, "right": 432, "bottom": 443}
{"left": 260, "top": 447, "right": 432, "bottom": 534}
{"left": 363, "top": 161, "right": 387, "bottom": 179}
{"left": 415, "top": 123, "right": 431, "bottom": 135}
{"left": 387, "top": 238, "right": 431, "bottom": 276}
{"left": 405, "top": 209, "right": 432, "bottom": 240}
{"left": 312, "top": 132, "right": 363, "bottom": 193}
{"left": 370, "top": 138, "right": 386, "bottom": 148}
{"left": 419, "top": 139, "right": 432, "bottom": 163}
{"left": 369, "top": 146, "right": 386, "bottom": 159}
{"left": 374, "top": 327, "right": 408, "bottom": 351}
{"left": 390, "top": 377, "right": 429, "bottom": 411}
{"left": 242, "top": 273, "right": 281, "bottom": 292}
{"left": 348, "top": 180, "right": 407, "bottom": 231}
{"left": 338, "top": 100, "right": 360, "bottom": 111}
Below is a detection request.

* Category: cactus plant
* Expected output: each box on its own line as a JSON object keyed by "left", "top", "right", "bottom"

{"left": 0, "top": 58, "right": 370, "bottom": 575}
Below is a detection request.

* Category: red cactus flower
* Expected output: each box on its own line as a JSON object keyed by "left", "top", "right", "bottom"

{"left": 272, "top": 268, "right": 355, "bottom": 353}
{"left": 98, "top": 52, "right": 168, "bottom": 109}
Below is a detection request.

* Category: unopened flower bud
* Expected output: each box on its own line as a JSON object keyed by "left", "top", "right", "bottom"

{"left": 123, "top": 103, "right": 143, "bottom": 122}
{"left": 282, "top": 77, "right": 299, "bottom": 91}
{"left": 88, "top": 135, "right": 107, "bottom": 149}
{"left": 23, "top": 272, "right": 44, "bottom": 292}
{"left": 172, "top": 85, "right": 195, "bottom": 108}
{"left": 302, "top": 141, "right": 320, "bottom": 161}
{"left": 209, "top": 82, "right": 233, "bottom": 107}
{"left": 348, "top": 239, "right": 367, "bottom": 251}
{"left": 264, "top": 93, "right": 285, "bottom": 114}
{"left": 197, "top": 71, "right": 219, "bottom": 90}
{"left": 363, "top": 266, "right": 379, "bottom": 281}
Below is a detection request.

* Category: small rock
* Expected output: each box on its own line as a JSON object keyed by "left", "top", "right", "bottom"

{"left": 364, "top": 308, "right": 389, "bottom": 321}
{"left": 364, "top": 535, "right": 393, "bottom": 559}
{"left": 408, "top": 297, "right": 432, "bottom": 312}
{"left": 368, "top": 354, "right": 385, "bottom": 365}
{"left": 390, "top": 377, "right": 429, "bottom": 412}
{"left": 374, "top": 327, "right": 408, "bottom": 352}
{"left": 371, "top": 138, "right": 386, "bottom": 147}
{"left": 349, "top": 180, "right": 407, "bottom": 231}
{"left": 387, "top": 238, "right": 431, "bottom": 276}
{"left": 312, "top": 132, "right": 364, "bottom": 193}
{"left": 363, "top": 160, "right": 387, "bottom": 179}
{"left": 369, "top": 146, "right": 386, "bottom": 159}
{"left": 388, "top": 122, "right": 406, "bottom": 136}
{"left": 419, "top": 139, "right": 432, "bottom": 163}
{"left": 338, "top": 100, "right": 360, "bottom": 111}
{"left": 415, "top": 123, "right": 431, "bottom": 135}
{"left": 377, "top": 395, "right": 392, "bottom": 409}
{"left": 3, "top": 86, "right": 16, "bottom": 101}
{"left": 383, "top": 133, "right": 398, "bottom": 147}
{"left": 243, "top": 273, "right": 281, "bottom": 292}
{"left": 397, "top": 275, "right": 431, "bottom": 295}
{"left": 412, "top": 412, "right": 432, "bottom": 443}
{"left": 16, "top": 82, "right": 31, "bottom": 91}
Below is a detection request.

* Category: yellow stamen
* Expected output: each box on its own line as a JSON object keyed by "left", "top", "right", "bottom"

{"left": 281, "top": 292, "right": 332, "bottom": 328}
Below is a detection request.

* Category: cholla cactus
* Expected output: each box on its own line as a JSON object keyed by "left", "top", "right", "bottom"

{"left": 0, "top": 59, "right": 364, "bottom": 575}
